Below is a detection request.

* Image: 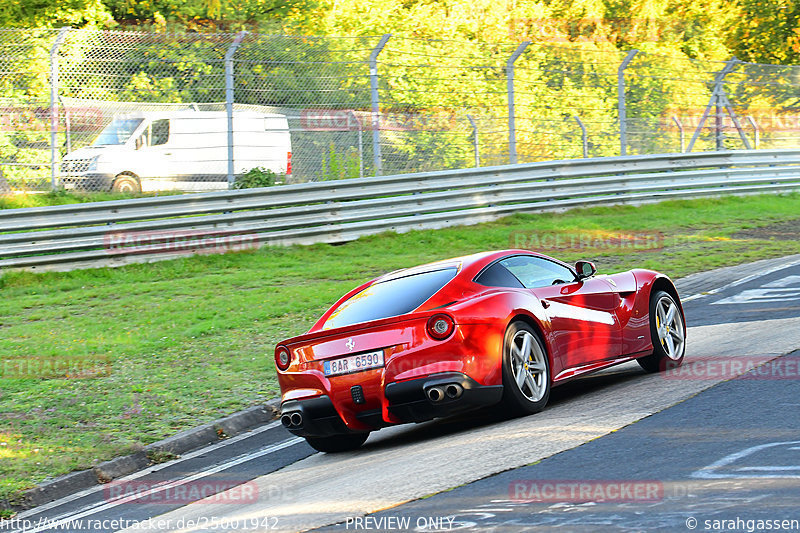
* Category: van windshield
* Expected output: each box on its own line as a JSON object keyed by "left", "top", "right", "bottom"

{"left": 93, "top": 118, "right": 144, "bottom": 146}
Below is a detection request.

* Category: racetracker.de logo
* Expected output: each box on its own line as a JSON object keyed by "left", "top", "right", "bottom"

{"left": 510, "top": 230, "right": 665, "bottom": 253}
{"left": 103, "top": 480, "right": 259, "bottom": 505}
{"left": 1, "top": 355, "right": 111, "bottom": 379}
{"left": 104, "top": 229, "right": 259, "bottom": 256}
{"left": 509, "top": 480, "right": 664, "bottom": 503}
{"left": 661, "top": 356, "right": 800, "bottom": 380}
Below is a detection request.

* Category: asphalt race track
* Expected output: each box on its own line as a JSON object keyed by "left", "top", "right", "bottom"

{"left": 6, "top": 260, "right": 800, "bottom": 533}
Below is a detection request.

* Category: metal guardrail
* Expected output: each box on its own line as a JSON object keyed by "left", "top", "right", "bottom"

{"left": 2, "top": 150, "right": 800, "bottom": 272}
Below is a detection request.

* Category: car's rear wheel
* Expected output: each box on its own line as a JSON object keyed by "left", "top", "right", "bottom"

{"left": 500, "top": 321, "right": 550, "bottom": 415}
{"left": 638, "top": 290, "right": 686, "bottom": 373}
{"left": 304, "top": 432, "right": 369, "bottom": 453}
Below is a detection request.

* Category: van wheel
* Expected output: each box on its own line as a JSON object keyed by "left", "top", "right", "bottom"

{"left": 112, "top": 174, "right": 141, "bottom": 194}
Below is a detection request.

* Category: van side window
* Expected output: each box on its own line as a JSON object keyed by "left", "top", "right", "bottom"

{"left": 150, "top": 120, "right": 169, "bottom": 146}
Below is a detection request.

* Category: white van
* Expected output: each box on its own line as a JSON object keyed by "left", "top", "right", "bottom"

{"left": 60, "top": 110, "right": 291, "bottom": 192}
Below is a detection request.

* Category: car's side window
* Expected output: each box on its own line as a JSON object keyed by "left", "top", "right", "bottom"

{"left": 499, "top": 256, "right": 576, "bottom": 289}
{"left": 474, "top": 262, "right": 525, "bottom": 288}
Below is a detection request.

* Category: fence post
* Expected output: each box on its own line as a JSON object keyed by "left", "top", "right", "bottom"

{"left": 570, "top": 116, "right": 588, "bottom": 158}
{"left": 746, "top": 116, "right": 760, "bottom": 150}
{"left": 369, "top": 34, "right": 391, "bottom": 176}
{"left": 672, "top": 116, "right": 685, "bottom": 153}
{"left": 467, "top": 115, "right": 480, "bottom": 167}
{"left": 687, "top": 58, "right": 739, "bottom": 152}
{"left": 225, "top": 31, "right": 247, "bottom": 189}
{"left": 617, "top": 49, "right": 638, "bottom": 157}
{"left": 349, "top": 111, "right": 364, "bottom": 178}
{"left": 49, "top": 27, "right": 71, "bottom": 191}
{"left": 506, "top": 41, "right": 530, "bottom": 165}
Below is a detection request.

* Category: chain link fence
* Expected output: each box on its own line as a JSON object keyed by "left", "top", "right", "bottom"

{"left": 1, "top": 28, "right": 799, "bottom": 194}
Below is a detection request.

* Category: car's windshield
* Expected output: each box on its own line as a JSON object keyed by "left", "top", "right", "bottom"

{"left": 323, "top": 268, "right": 457, "bottom": 329}
{"left": 92, "top": 118, "right": 144, "bottom": 146}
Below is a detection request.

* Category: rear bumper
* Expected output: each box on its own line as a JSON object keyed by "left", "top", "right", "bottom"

{"left": 385, "top": 372, "right": 502, "bottom": 422}
{"left": 280, "top": 372, "right": 503, "bottom": 438}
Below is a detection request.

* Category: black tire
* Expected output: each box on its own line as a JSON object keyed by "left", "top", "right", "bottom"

{"left": 112, "top": 174, "right": 141, "bottom": 194}
{"left": 304, "top": 432, "right": 369, "bottom": 453}
{"left": 500, "top": 321, "right": 551, "bottom": 416}
{"left": 638, "top": 290, "right": 686, "bottom": 373}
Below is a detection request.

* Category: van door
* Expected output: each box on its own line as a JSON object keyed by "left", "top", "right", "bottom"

{"left": 132, "top": 119, "right": 174, "bottom": 191}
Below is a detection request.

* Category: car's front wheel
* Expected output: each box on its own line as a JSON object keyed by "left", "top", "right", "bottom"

{"left": 112, "top": 173, "right": 141, "bottom": 194}
{"left": 638, "top": 290, "right": 686, "bottom": 372}
{"left": 304, "top": 432, "right": 369, "bottom": 453}
{"left": 500, "top": 321, "right": 551, "bottom": 415}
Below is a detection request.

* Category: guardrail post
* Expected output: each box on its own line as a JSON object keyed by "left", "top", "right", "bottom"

{"left": 506, "top": 41, "right": 530, "bottom": 165}
{"left": 369, "top": 34, "right": 391, "bottom": 176}
{"left": 617, "top": 49, "right": 638, "bottom": 156}
{"left": 225, "top": 31, "right": 247, "bottom": 189}
{"left": 672, "top": 116, "right": 685, "bottom": 153}
{"left": 467, "top": 115, "right": 480, "bottom": 167}
{"left": 49, "top": 27, "right": 71, "bottom": 191}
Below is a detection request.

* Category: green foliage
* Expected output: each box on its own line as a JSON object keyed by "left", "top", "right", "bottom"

{"left": 728, "top": 0, "right": 800, "bottom": 65}
{"left": 0, "top": 0, "right": 114, "bottom": 28}
{"left": 233, "top": 166, "right": 280, "bottom": 188}
{"left": 0, "top": 130, "right": 51, "bottom": 190}
{"left": 102, "top": 0, "right": 310, "bottom": 31}
{"left": 320, "top": 143, "right": 360, "bottom": 181}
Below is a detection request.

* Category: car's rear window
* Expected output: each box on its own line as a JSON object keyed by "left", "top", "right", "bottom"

{"left": 323, "top": 268, "right": 457, "bottom": 329}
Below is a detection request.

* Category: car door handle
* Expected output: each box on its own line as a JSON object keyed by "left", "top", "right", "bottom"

{"left": 541, "top": 299, "right": 550, "bottom": 309}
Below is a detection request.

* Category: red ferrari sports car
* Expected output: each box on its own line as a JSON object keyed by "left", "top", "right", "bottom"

{"left": 274, "top": 249, "right": 685, "bottom": 452}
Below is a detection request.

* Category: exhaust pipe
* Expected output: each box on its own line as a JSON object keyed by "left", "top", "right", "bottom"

{"left": 426, "top": 386, "right": 445, "bottom": 402}
{"left": 290, "top": 412, "right": 303, "bottom": 427}
{"left": 445, "top": 383, "right": 463, "bottom": 399}
{"left": 281, "top": 412, "right": 304, "bottom": 428}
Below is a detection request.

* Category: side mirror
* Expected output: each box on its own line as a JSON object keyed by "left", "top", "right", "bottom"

{"left": 575, "top": 260, "right": 596, "bottom": 280}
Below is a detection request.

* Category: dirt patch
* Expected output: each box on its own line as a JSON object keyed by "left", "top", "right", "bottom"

{"left": 733, "top": 219, "right": 800, "bottom": 241}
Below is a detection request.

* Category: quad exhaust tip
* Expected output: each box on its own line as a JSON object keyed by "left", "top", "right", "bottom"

{"left": 281, "top": 412, "right": 304, "bottom": 428}
{"left": 445, "top": 383, "right": 463, "bottom": 399}
{"left": 426, "top": 383, "right": 463, "bottom": 402}
{"left": 426, "top": 386, "right": 445, "bottom": 402}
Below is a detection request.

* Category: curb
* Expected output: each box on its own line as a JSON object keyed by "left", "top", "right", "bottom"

{"left": 4, "top": 399, "right": 281, "bottom": 512}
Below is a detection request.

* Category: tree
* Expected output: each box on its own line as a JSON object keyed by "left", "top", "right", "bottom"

{"left": 727, "top": 0, "right": 800, "bottom": 64}
{"left": 0, "top": 0, "right": 114, "bottom": 28}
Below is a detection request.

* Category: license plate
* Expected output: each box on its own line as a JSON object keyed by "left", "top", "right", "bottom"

{"left": 323, "top": 350, "right": 385, "bottom": 377}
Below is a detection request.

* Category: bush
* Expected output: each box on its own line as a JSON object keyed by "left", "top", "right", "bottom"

{"left": 233, "top": 167, "right": 283, "bottom": 189}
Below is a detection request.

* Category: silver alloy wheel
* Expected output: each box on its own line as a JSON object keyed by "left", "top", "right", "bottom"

{"left": 655, "top": 295, "right": 685, "bottom": 360}
{"left": 509, "top": 330, "right": 547, "bottom": 402}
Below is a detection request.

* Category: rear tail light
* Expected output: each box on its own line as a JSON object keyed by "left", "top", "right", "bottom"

{"left": 426, "top": 313, "right": 455, "bottom": 340}
{"left": 286, "top": 151, "right": 292, "bottom": 176}
{"left": 275, "top": 346, "right": 291, "bottom": 370}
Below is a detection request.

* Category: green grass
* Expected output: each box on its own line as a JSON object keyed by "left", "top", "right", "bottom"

{"left": 1, "top": 193, "right": 800, "bottom": 507}
{"left": 0, "top": 190, "right": 181, "bottom": 210}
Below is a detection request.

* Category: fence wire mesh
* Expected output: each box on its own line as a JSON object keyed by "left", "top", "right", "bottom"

{"left": 1, "top": 28, "right": 798, "bottom": 194}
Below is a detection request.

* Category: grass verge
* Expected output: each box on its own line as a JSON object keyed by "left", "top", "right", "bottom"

{"left": 0, "top": 190, "right": 181, "bottom": 210}
{"left": 1, "top": 193, "right": 800, "bottom": 506}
